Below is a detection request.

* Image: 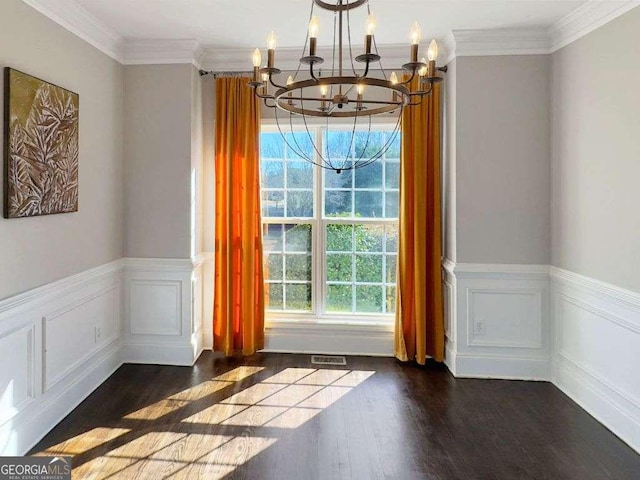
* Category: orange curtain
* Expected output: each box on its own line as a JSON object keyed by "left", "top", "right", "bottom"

{"left": 213, "top": 76, "right": 265, "bottom": 356}
{"left": 395, "top": 79, "right": 444, "bottom": 364}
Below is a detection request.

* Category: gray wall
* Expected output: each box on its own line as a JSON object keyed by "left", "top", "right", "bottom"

{"left": 190, "top": 67, "right": 204, "bottom": 257}
{"left": 0, "top": 0, "right": 123, "bottom": 299}
{"left": 202, "top": 75, "right": 215, "bottom": 254}
{"left": 454, "top": 55, "right": 551, "bottom": 265}
{"left": 443, "top": 58, "right": 457, "bottom": 263}
{"left": 551, "top": 8, "right": 640, "bottom": 293}
{"left": 123, "top": 64, "right": 196, "bottom": 259}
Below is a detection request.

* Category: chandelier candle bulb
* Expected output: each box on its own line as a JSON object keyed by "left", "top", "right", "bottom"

{"left": 410, "top": 21, "right": 421, "bottom": 62}
{"left": 309, "top": 16, "right": 319, "bottom": 56}
{"left": 427, "top": 39, "right": 439, "bottom": 77}
{"left": 320, "top": 84, "right": 328, "bottom": 110}
{"left": 287, "top": 75, "right": 294, "bottom": 105}
{"left": 419, "top": 57, "right": 427, "bottom": 77}
{"left": 357, "top": 84, "right": 364, "bottom": 109}
{"left": 365, "top": 13, "right": 376, "bottom": 54}
{"left": 267, "top": 31, "right": 277, "bottom": 67}
{"left": 390, "top": 71, "right": 399, "bottom": 101}
{"left": 252, "top": 48, "right": 262, "bottom": 81}
{"left": 261, "top": 72, "right": 269, "bottom": 95}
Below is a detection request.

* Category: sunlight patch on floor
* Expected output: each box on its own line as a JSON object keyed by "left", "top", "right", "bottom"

{"left": 73, "top": 433, "right": 276, "bottom": 480}
{"left": 212, "top": 366, "right": 265, "bottom": 382}
{"left": 37, "top": 365, "right": 375, "bottom": 479}
{"left": 39, "top": 427, "right": 131, "bottom": 456}
{"left": 122, "top": 366, "right": 266, "bottom": 421}
{"left": 181, "top": 403, "right": 249, "bottom": 425}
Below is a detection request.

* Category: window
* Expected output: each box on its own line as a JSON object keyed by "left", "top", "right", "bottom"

{"left": 260, "top": 126, "right": 400, "bottom": 323}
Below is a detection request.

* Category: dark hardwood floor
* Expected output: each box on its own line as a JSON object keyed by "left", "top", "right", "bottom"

{"left": 30, "top": 352, "right": 639, "bottom": 479}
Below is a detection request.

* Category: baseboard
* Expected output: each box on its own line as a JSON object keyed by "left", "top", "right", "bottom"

{"left": 202, "top": 328, "right": 213, "bottom": 350}
{"left": 553, "top": 355, "right": 640, "bottom": 454}
{"left": 263, "top": 321, "right": 394, "bottom": 356}
{"left": 452, "top": 353, "right": 550, "bottom": 380}
{"left": 121, "top": 342, "right": 199, "bottom": 367}
{"left": 444, "top": 338, "right": 457, "bottom": 374}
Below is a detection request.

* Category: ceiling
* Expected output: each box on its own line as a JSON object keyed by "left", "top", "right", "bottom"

{"left": 75, "top": 0, "right": 587, "bottom": 49}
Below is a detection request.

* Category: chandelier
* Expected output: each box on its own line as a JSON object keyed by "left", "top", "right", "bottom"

{"left": 249, "top": 0, "right": 446, "bottom": 173}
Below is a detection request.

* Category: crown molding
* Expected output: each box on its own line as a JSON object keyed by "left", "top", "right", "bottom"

{"left": 449, "top": 28, "right": 551, "bottom": 57}
{"left": 199, "top": 43, "right": 449, "bottom": 73}
{"left": 123, "top": 39, "right": 204, "bottom": 69}
{"left": 19, "top": 0, "right": 640, "bottom": 68}
{"left": 549, "top": 1, "right": 639, "bottom": 53}
{"left": 20, "top": 0, "right": 124, "bottom": 62}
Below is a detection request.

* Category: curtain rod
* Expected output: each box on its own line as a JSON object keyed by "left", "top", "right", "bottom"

{"left": 199, "top": 70, "right": 252, "bottom": 78}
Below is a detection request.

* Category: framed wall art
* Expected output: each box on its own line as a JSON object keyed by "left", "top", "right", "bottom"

{"left": 3, "top": 68, "right": 79, "bottom": 218}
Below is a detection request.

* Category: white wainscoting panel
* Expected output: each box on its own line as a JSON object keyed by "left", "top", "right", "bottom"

{"left": 201, "top": 253, "right": 214, "bottom": 350}
{"left": 264, "top": 321, "right": 394, "bottom": 357}
{"left": 551, "top": 267, "right": 640, "bottom": 454}
{"left": 0, "top": 324, "right": 36, "bottom": 427}
{"left": 444, "top": 261, "right": 551, "bottom": 380}
{"left": 0, "top": 260, "right": 123, "bottom": 456}
{"left": 123, "top": 258, "right": 202, "bottom": 366}
{"left": 44, "top": 285, "right": 120, "bottom": 391}
{"left": 443, "top": 259, "right": 457, "bottom": 373}
{"left": 191, "top": 254, "right": 207, "bottom": 360}
{"left": 129, "top": 280, "right": 182, "bottom": 336}
{"left": 467, "top": 288, "right": 543, "bottom": 348}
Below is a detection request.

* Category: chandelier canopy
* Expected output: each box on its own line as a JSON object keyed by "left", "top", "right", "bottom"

{"left": 249, "top": 0, "right": 446, "bottom": 172}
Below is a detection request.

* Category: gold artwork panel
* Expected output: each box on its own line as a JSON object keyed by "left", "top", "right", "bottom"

{"left": 3, "top": 68, "right": 79, "bottom": 218}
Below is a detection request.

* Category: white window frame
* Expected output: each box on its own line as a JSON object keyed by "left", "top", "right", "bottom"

{"left": 261, "top": 120, "right": 399, "bottom": 326}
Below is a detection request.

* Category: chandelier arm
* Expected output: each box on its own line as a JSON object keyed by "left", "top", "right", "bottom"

{"left": 269, "top": 73, "right": 286, "bottom": 90}
{"left": 399, "top": 70, "right": 417, "bottom": 86}
{"left": 362, "top": 59, "right": 371, "bottom": 78}
{"left": 255, "top": 89, "right": 275, "bottom": 100}
{"left": 309, "top": 63, "right": 319, "bottom": 82}
{"left": 262, "top": 98, "right": 277, "bottom": 108}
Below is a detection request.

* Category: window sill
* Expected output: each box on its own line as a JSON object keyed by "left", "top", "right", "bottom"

{"left": 265, "top": 317, "right": 394, "bottom": 331}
